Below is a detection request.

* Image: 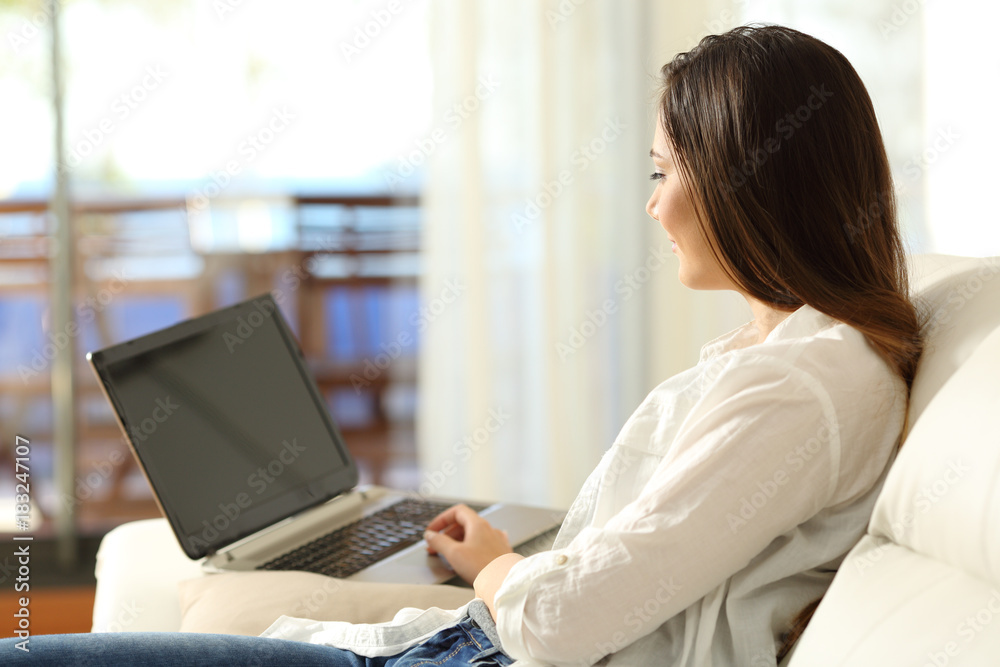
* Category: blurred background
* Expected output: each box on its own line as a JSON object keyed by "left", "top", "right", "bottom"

{"left": 1, "top": 0, "right": 997, "bottom": 634}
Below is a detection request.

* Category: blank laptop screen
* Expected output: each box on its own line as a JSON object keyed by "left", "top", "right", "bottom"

{"left": 89, "top": 295, "right": 358, "bottom": 558}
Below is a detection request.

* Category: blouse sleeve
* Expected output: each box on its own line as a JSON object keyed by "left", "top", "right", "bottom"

{"left": 493, "top": 355, "right": 845, "bottom": 666}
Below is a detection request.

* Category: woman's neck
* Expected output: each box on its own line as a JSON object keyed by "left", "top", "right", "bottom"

{"left": 744, "top": 296, "right": 794, "bottom": 345}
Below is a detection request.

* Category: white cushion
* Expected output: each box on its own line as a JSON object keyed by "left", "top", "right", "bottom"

{"left": 907, "top": 254, "right": 1000, "bottom": 429}
{"left": 791, "top": 254, "right": 1000, "bottom": 665}
{"left": 791, "top": 535, "right": 1000, "bottom": 665}
{"left": 91, "top": 518, "right": 475, "bottom": 634}
{"left": 870, "top": 323, "right": 1000, "bottom": 582}
{"left": 92, "top": 518, "right": 203, "bottom": 632}
{"left": 177, "top": 571, "right": 474, "bottom": 636}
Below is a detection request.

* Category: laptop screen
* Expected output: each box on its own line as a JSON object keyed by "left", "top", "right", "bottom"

{"left": 88, "top": 294, "right": 358, "bottom": 559}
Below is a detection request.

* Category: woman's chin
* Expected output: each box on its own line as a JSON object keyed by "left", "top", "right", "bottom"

{"left": 677, "top": 271, "right": 699, "bottom": 290}
{"left": 676, "top": 263, "right": 699, "bottom": 289}
{"left": 677, "top": 269, "right": 721, "bottom": 291}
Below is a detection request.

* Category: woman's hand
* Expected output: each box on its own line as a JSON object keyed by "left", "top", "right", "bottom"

{"left": 424, "top": 504, "right": 513, "bottom": 585}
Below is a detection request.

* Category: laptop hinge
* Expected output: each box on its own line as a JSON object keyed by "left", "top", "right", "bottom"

{"left": 203, "top": 487, "right": 375, "bottom": 564}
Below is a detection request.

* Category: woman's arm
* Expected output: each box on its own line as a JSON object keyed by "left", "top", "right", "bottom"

{"left": 474, "top": 552, "right": 525, "bottom": 619}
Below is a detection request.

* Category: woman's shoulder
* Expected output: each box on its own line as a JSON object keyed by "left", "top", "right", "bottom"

{"left": 728, "top": 305, "right": 897, "bottom": 385}
{"left": 697, "top": 304, "right": 905, "bottom": 420}
{"left": 652, "top": 304, "right": 904, "bottom": 417}
{"left": 705, "top": 307, "right": 906, "bottom": 502}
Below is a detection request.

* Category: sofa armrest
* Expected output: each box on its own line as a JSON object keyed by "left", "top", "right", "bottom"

{"left": 92, "top": 518, "right": 204, "bottom": 633}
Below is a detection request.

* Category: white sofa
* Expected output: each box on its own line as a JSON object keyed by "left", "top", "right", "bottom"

{"left": 92, "top": 254, "right": 1000, "bottom": 663}
{"left": 787, "top": 253, "right": 1000, "bottom": 665}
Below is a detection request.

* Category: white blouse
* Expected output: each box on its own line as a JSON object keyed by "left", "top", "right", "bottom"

{"left": 262, "top": 304, "right": 907, "bottom": 667}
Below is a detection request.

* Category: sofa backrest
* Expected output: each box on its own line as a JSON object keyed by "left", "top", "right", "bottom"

{"left": 788, "top": 254, "right": 1000, "bottom": 666}
{"left": 907, "top": 254, "right": 1000, "bottom": 430}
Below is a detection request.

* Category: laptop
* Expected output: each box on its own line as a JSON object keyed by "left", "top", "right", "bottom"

{"left": 86, "top": 293, "right": 563, "bottom": 585}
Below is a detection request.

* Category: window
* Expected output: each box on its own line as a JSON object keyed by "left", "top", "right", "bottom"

{"left": 0, "top": 0, "right": 432, "bottom": 538}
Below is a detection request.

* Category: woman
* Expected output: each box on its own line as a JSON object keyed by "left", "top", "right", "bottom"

{"left": 3, "top": 24, "right": 921, "bottom": 666}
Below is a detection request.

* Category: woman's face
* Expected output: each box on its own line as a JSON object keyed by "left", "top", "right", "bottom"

{"left": 646, "top": 123, "right": 736, "bottom": 292}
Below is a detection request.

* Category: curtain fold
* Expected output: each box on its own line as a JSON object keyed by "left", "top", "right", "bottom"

{"left": 419, "top": 0, "right": 747, "bottom": 508}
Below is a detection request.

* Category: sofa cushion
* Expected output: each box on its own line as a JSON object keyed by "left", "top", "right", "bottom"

{"left": 868, "top": 322, "right": 1000, "bottom": 584}
{"left": 92, "top": 518, "right": 204, "bottom": 632}
{"left": 907, "top": 254, "right": 1000, "bottom": 429}
{"left": 790, "top": 535, "right": 1000, "bottom": 665}
{"left": 177, "top": 571, "right": 475, "bottom": 636}
{"left": 91, "top": 517, "right": 476, "bottom": 635}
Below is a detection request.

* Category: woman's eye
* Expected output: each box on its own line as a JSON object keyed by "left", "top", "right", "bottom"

{"left": 649, "top": 172, "right": 665, "bottom": 181}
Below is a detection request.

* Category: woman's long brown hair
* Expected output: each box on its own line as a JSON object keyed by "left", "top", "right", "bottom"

{"left": 660, "top": 24, "right": 922, "bottom": 388}
{"left": 657, "top": 25, "right": 923, "bottom": 661}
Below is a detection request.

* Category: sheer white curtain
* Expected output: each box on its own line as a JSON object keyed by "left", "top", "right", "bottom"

{"left": 924, "top": 1, "right": 1000, "bottom": 256}
{"left": 418, "top": 0, "right": 747, "bottom": 508}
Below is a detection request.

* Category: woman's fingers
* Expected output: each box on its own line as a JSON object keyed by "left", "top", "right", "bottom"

{"left": 420, "top": 503, "right": 513, "bottom": 584}
{"left": 423, "top": 525, "right": 457, "bottom": 558}
{"left": 426, "top": 503, "right": 472, "bottom": 533}
{"left": 425, "top": 504, "right": 474, "bottom": 554}
{"left": 425, "top": 521, "right": 464, "bottom": 555}
{"left": 423, "top": 510, "right": 513, "bottom": 584}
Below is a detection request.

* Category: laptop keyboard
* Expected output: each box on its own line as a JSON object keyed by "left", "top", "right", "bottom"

{"left": 259, "top": 497, "right": 487, "bottom": 579}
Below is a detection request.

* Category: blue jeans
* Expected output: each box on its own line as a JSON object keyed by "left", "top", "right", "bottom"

{"left": 0, "top": 617, "right": 513, "bottom": 666}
